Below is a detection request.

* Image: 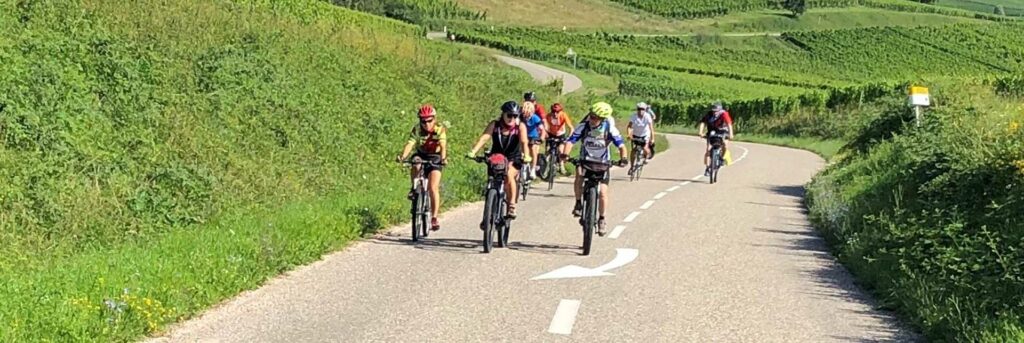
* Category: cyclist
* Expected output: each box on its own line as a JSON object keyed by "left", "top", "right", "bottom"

{"left": 522, "top": 101, "right": 546, "bottom": 180}
{"left": 562, "top": 102, "right": 628, "bottom": 236}
{"left": 523, "top": 91, "right": 547, "bottom": 119}
{"left": 639, "top": 102, "right": 657, "bottom": 158}
{"left": 396, "top": 104, "right": 447, "bottom": 231}
{"left": 544, "top": 103, "right": 574, "bottom": 174}
{"left": 698, "top": 101, "right": 735, "bottom": 177}
{"left": 467, "top": 101, "right": 532, "bottom": 219}
{"left": 627, "top": 102, "right": 656, "bottom": 174}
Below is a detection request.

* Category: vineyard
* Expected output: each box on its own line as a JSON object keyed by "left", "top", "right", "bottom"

{"left": 607, "top": 0, "right": 1016, "bottom": 19}
{"left": 332, "top": 0, "right": 484, "bottom": 25}
{"left": 454, "top": 23, "right": 1024, "bottom": 126}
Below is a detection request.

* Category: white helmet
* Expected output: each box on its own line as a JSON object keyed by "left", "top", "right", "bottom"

{"left": 636, "top": 102, "right": 649, "bottom": 110}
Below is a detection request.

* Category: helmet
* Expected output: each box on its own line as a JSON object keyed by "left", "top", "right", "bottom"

{"left": 523, "top": 91, "right": 537, "bottom": 102}
{"left": 418, "top": 104, "right": 436, "bottom": 118}
{"left": 636, "top": 102, "right": 649, "bottom": 110}
{"left": 590, "top": 102, "right": 613, "bottom": 119}
{"left": 711, "top": 101, "right": 724, "bottom": 112}
{"left": 551, "top": 103, "right": 564, "bottom": 113}
{"left": 501, "top": 100, "right": 520, "bottom": 115}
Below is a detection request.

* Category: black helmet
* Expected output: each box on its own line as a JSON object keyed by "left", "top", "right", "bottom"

{"left": 501, "top": 100, "right": 520, "bottom": 115}
{"left": 523, "top": 91, "right": 537, "bottom": 102}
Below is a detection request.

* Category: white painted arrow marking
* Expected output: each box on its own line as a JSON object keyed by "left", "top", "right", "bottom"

{"left": 531, "top": 248, "right": 639, "bottom": 280}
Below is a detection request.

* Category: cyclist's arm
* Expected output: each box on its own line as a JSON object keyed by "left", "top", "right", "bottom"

{"left": 438, "top": 127, "right": 448, "bottom": 161}
{"left": 626, "top": 119, "right": 634, "bottom": 138}
{"left": 724, "top": 112, "right": 735, "bottom": 140}
{"left": 400, "top": 141, "right": 416, "bottom": 160}
{"left": 518, "top": 123, "right": 530, "bottom": 160}
{"left": 564, "top": 113, "right": 574, "bottom": 135}
{"left": 609, "top": 125, "right": 627, "bottom": 161}
{"left": 697, "top": 121, "right": 706, "bottom": 137}
{"left": 469, "top": 122, "right": 495, "bottom": 156}
{"left": 648, "top": 118, "right": 656, "bottom": 146}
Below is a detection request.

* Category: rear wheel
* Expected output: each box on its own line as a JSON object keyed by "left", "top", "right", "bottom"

{"left": 582, "top": 186, "right": 598, "bottom": 256}
{"left": 482, "top": 189, "right": 497, "bottom": 253}
{"left": 630, "top": 146, "right": 643, "bottom": 181}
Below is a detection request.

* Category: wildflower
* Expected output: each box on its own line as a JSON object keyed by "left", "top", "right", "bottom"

{"left": 1014, "top": 160, "right": 1024, "bottom": 176}
{"left": 1010, "top": 121, "right": 1020, "bottom": 134}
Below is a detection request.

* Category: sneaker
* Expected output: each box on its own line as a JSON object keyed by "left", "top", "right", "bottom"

{"left": 407, "top": 189, "right": 416, "bottom": 200}
{"left": 704, "top": 166, "right": 711, "bottom": 177}
{"left": 597, "top": 217, "right": 608, "bottom": 236}
{"left": 558, "top": 165, "right": 567, "bottom": 175}
{"left": 507, "top": 204, "right": 518, "bottom": 219}
{"left": 430, "top": 218, "right": 440, "bottom": 231}
{"left": 572, "top": 201, "right": 583, "bottom": 217}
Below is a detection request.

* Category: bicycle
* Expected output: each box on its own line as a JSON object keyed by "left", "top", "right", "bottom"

{"left": 707, "top": 132, "right": 728, "bottom": 184}
{"left": 538, "top": 136, "right": 565, "bottom": 190}
{"left": 471, "top": 154, "right": 514, "bottom": 253}
{"left": 627, "top": 136, "right": 648, "bottom": 182}
{"left": 567, "top": 157, "right": 618, "bottom": 256}
{"left": 402, "top": 156, "right": 443, "bottom": 242}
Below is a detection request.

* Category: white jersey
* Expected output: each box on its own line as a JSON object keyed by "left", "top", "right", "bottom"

{"left": 629, "top": 111, "right": 654, "bottom": 139}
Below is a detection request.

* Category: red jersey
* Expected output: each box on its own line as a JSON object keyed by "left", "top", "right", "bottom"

{"left": 702, "top": 110, "right": 733, "bottom": 130}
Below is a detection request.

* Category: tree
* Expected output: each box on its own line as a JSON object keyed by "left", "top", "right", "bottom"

{"left": 784, "top": 0, "right": 807, "bottom": 18}
{"left": 995, "top": 5, "right": 1007, "bottom": 15}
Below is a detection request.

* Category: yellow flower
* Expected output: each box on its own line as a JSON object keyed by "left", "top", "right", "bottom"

{"left": 1014, "top": 160, "right": 1024, "bottom": 176}
{"left": 1010, "top": 121, "right": 1021, "bottom": 134}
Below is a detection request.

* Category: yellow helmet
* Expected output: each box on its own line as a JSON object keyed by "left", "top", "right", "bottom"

{"left": 590, "top": 102, "right": 613, "bottom": 119}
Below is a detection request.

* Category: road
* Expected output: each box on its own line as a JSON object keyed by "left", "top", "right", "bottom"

{"left": 151, "top": 134, "right": 913, "bottom": 342}
{"left": 425, "top": 31, "right": 582, "bottom": 95}
{"left": 493, "top": 55, "right": 583, "bottom": 95}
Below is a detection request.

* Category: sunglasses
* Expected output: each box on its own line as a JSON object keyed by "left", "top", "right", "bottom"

{"left": 420, "top": 117, "right": 434, "bottom": 122}
{"left": 504, "top": 113, "right": 520, "bottom": 118}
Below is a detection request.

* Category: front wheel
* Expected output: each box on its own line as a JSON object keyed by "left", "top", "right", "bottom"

{"left": 547, "top": 152, "right": 558, "bottom": 190}
{"left": 421, "top": 194, "right": 431, "bottom": 238}
{"left": 710, "top": 149, "right": 721, "bottom": 184}
{"left": 482, "top": 189, "right": 498, "bottom": 253}
{"left": 582, "top": 186, "right": 598, "bottom": 256}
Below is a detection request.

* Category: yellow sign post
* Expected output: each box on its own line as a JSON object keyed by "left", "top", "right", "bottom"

{"left": 909, "top": 86, "right": 931, "bottom": 126}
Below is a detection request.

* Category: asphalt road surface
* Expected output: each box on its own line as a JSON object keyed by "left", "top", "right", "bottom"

{"left": 493, "top": 55, "right": 583, "bottom": 95}
{"left": 152, "top": 134, "right": 914, "bottom": 342}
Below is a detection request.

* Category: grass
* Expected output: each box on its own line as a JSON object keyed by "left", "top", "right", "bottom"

{"left": 0, "top": 0, "right": 557, "bottom": 341}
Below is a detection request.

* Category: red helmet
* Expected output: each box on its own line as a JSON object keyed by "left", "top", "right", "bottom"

{"left": 418, "top": 104, "right": 436, "bottom": 118}
{"left": 551, "top": 103, "right": 563, "bottom": 113}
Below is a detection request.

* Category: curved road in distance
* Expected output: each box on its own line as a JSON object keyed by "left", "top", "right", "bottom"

{"left": 151, "top": 134, "right": 913, "bottom": 342}
{"left": 494, "top": 55, "right": 583, "bottom": 95}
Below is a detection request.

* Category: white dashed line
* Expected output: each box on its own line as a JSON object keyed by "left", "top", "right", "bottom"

{"left": 608, "top": 225, "right": 627, "bottom": 239}
{"left": 653, "top": 192, "right": 667, "bottom": 199}
{"left": 548, "top": 299, "right": 582, "bottom": 335}
{"left": 680, "top": 181, "right": 691, "bottom": 186}
{"left": 667, "top": 186, "right": 680, "bottom": 192}
{"left": 639, "top": 200, "right": 655, "bottom": 210}
{"left": 624, "top": 211, "right": 641, "bottom": 223}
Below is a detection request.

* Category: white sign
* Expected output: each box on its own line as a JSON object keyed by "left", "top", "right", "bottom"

{"left": 566, "top": 48, "right": 576, "bottom": 57}
{"left": 909, "top": 86, "right": 930, "bottom": 107}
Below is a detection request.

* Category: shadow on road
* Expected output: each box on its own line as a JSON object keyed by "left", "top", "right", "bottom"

{"left": 507, "top": 241, "right": 581, "bottom": 256}
{"left": 752, "top": 224, "right": 917, "bottom": 341}
{"left": 764, "top": 184, "right": 807, "bottom": 198}
{"left": 365, "top": 234, "right": 482, "bottom": 254}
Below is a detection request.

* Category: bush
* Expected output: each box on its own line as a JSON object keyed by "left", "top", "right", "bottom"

{"left": 807, "top": 86, "right": 1024, "bottom": 341}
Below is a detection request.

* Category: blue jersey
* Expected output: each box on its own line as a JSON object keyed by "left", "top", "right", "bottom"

{"left": 525, "top": 114, "right": 544, "bottom": 140}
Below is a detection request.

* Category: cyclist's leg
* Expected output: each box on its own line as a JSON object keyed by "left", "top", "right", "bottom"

{"left": 704, "top": 141, "right": 712, "bottom": 167}
{"left": 573, "top": 167, "right": 583, "bottom": 201}
{"left": 530, "top": 142, "right": 541, "bottom": 177}
{"left": 427, "top": 169, "right": 442, "bottom": 218}
{"left": 598, "top": 183, "right": 608, "bottom": 217}
{"left": 506, "top": 163, "right": 519, "bottom": 207}
{"left": 644, "top": 136, "right": 652, "bottom": 160}
{"left": 408, "top": 162, "right": 423, "bottom": 199}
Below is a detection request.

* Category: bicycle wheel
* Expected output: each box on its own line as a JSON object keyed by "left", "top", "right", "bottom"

{"left": 547, "top": 152, "right": 558, "bottom": 190}
{"left": 411, "top": 192, "right": 423, "bottom": 242}
{"left": 519, "top": 170, "right": 528, "bottom": 201}
{"left": 482, "top": 189, "right": 497, "bottom": 253}
{"left": 421, "top": 194, "right": 431, "bottom": 238}
{"left": 582, "top": 186, "right": 598, "bottom": 256}
{"left": 498, "top": 199, "right": 511, "bottom": 248}
{"left": 710, "top": 149, "right": 720, "bottom": 184}
{"left": 630, "top": 147, "right": 642, "bottom": 181}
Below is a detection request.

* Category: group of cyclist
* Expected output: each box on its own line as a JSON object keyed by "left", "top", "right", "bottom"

{"left": 398, "top": 91, "right": 733, "bottom": 235}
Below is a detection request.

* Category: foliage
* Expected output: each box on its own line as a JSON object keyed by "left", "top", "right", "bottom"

{"left": 331, "top": 0, "right": 484, "bottom": 27}
{"left": 606, "top": 0, "right": 861, "bottom": 19}
{"left": 0, "top": 0, "right": 549, "bottom": 341}
{"left": 785, "top": 0, "right": 809, "bottom": 16}
{"left": 807, "top": 84, "right": 1024, "bottom": 341}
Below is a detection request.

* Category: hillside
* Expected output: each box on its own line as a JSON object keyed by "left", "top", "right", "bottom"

{"left": 0, "top": 0, "right": 553, "bottom": 341}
